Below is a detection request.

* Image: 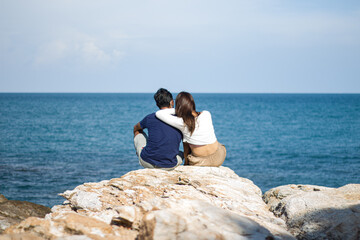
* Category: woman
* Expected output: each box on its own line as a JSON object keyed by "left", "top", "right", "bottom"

{"left": 156, "top": 92, "right": 226, "bottom": 166}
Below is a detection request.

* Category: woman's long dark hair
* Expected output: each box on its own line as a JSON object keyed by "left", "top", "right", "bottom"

{"left": 175, "top": 92, "right": 199, "bottom": 135}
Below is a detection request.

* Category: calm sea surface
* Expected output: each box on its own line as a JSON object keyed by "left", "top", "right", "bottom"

{"left": 0, "top": 93, "right": 359, "bottom": 207}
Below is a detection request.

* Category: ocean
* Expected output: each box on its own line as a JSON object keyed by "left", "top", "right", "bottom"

{"left": 0, "top": 93, "right": 359, "bottom": 207}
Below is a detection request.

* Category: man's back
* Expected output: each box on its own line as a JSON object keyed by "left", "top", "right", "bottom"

{"left": 139, "top": 113, "right": 182, "bottom": 168}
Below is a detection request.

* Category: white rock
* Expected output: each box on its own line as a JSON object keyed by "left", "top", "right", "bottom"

{"left": 264, "top": 184, "right": 360, "bottom": 240}
{"left": 68, "top": 191, "right": 102, "bottom": 212}
{"left": 5, "top": 166, "right": 294, "bottom": 240}
{"left": 56, "top": 235, "right": 92, "bottom": 240}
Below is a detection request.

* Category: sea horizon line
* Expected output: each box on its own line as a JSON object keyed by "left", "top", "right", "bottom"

{"left": 1, "top": 92, "right": 359, "bottom": 95}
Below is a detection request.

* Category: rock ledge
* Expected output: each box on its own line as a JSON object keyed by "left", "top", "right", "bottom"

{"left": 3, "top": 166, "right": 294, "bottom": 240}
{"left": 263, "top": 184, "right": 360, "bottom": 240}
{"left": 3, "top": 167, "right": 360, "bottom": 239}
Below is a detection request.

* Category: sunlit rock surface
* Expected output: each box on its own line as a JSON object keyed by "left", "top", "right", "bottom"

{"left": 263, "top": 184, "right": 360, "bottom": 240}
{"left": 3, "top": 166, "right": 294, "bottom": 240}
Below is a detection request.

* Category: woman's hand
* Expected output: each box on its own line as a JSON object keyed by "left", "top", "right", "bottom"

{"left": 183, "top": 142, "right": 191, "bottom": 165}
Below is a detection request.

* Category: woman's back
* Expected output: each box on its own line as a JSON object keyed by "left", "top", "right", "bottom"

{"left": 186, "top": 111, "right": 217, "bottom": 145}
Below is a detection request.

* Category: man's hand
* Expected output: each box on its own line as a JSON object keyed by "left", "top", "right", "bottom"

{"left": 133, "top": 122, "right": 143, "bottom": 137}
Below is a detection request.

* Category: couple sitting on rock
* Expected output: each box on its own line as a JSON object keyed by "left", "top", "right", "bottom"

{"left": 133, "top": 88, "right": 226, "bottom": 170}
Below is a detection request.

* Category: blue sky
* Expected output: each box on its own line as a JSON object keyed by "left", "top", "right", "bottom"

{"left": 1, "top": 0, "right": 359, "bottom": 93}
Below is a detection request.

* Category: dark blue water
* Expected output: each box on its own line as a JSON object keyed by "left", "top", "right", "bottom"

{"left": 1, "top": 93, "right": 359, "bottom": 207}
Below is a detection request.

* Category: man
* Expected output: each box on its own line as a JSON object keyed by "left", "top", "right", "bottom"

{"left": 133, "top": 88, "right": 183, "bottom": 170}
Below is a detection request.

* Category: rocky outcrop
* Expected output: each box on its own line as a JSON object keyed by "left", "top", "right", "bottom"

{"left": 263, "top": 184, "right": 360, "bottom": 240}
{"left": 3, "top": 166, "right": 294, "bottom": 239}
{"left": 0, "top": 194, "right": 51, "bottom": 234}
{"left": 4, "top": 167, "right": 358, "bottom": 239}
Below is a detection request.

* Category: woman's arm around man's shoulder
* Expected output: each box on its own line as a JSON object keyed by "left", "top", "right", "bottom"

{"left": 155, "top": 108, "right": 184, "bottom": 130}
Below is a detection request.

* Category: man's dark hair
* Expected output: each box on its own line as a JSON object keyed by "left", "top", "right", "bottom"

{"left": 154, "top": 88, "right": 173, "bottom": 109}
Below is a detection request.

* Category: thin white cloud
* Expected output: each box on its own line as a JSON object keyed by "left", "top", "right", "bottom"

{"left": 34, "top": 30, "right": 126, "bottom": 66}
{"left": 35, "top": 40, "right": 68, "bottom": 64}
{"left": 81, "top": 42, "right": 111, "bottom": 64}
